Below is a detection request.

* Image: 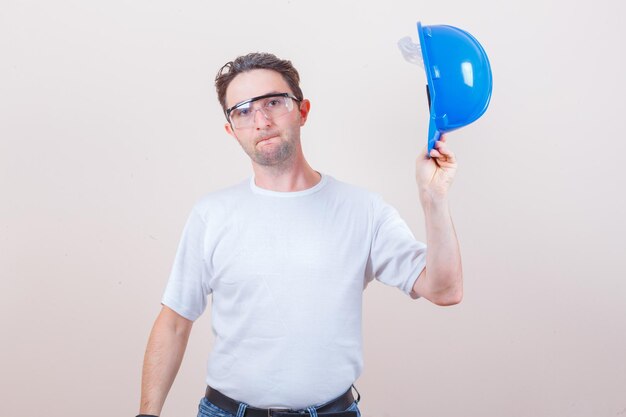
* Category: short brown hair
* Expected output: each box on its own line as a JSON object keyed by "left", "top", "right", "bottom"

{"left": 215, "top": 52, "right": 304, "bottom": 113}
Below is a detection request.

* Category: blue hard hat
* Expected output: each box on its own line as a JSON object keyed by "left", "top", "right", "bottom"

{"left": 417, "top": 21, "right": 493, "bottom": 152}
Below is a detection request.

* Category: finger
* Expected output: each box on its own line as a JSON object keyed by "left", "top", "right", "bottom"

{"left": 435, "top": 142, "right": 456, "bottom": 161}
{"left": 434, "top": 141, "right": 447, "bottom": 152}
{"left": 429, "top": 148, "right": 442, "bottom": 158}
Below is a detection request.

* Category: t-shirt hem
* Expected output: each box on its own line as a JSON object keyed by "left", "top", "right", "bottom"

{"left": 161, "top": 297, "right": 201, "bottom": 321}
{"left": 403, "top": 260, "right": 427, "bottom": 297}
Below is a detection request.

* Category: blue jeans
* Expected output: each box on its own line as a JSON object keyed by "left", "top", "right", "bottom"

{"left": 197, "top": 397, "right": 361, "bottom": 417}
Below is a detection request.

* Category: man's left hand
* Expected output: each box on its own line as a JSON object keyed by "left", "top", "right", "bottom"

{"left": 415, "top": 135, "right": 458, "bottom": 201}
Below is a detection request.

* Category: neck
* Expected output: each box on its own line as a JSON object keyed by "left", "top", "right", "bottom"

{"left": 252, "top": 155, "right": 320, "bottom": 192}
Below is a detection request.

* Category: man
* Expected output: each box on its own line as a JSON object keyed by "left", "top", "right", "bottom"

{"left": 138, "top": 52, "right": 462, "bottom": 417}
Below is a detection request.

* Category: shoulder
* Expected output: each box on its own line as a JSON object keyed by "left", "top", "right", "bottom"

{"left": 323, "top": 175, "right": 385, "bottom": 206}
{"left": 189, "top": 178, "right": 251, "bottom": 221}
{"left": 324, "top": 175, "right": 379, "bottom": 199}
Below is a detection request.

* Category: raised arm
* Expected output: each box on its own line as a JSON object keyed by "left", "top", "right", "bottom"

{"left": 411, "top": 136, "right": 463, "bottom": 306}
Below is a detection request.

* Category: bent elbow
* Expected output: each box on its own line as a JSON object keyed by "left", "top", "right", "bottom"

{"left": 434, "top": 291, "right": 463, "bottom": 306}
{"left": 432, "top": 284, "right": 463, "bottom": 306}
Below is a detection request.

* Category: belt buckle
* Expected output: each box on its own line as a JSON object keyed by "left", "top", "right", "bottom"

{"left": 267, "top": 407, "right": 291, "bottom": 417}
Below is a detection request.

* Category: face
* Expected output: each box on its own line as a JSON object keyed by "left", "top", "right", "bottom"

{"left": 224, "top": 69, "right": 310, "bottom": 168}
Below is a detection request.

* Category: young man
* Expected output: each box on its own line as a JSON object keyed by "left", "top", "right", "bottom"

{"left": 138, "top": 52, "right": 462, "bottom": 417}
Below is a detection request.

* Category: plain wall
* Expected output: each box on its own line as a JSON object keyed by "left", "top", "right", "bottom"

{"left": 1, "top": 0, "right": 625, "bottom": 416}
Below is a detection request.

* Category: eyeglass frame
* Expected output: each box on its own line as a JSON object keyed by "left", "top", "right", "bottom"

{"left": 225, "top": 92, "right": 302, "bottom": 127}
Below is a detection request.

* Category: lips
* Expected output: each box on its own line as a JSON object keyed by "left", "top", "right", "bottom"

{"left": 256, "top": 133, "right": 278, "bottom": 144}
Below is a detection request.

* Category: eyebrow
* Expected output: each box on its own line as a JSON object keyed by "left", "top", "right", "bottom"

{"left": 225, "top": 92, "right": 297, "bottom": 116}
{"left": 227, "top": 91, "right": 282, "bottom": 109}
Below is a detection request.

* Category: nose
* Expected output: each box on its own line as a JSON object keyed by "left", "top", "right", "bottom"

{"left": 253, "top": 108, "right": 271, "bottom": 129}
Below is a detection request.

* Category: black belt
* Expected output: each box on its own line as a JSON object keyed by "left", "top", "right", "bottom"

{"left": 204, "top": 386, "right": 358, "bottom": 417}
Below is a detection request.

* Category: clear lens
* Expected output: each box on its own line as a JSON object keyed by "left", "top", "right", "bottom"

{"left": 229, "top": 94, "right": 295, "bottom": 129}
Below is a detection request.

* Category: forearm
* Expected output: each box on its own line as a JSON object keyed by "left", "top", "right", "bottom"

{"left": 420, "top": 193, "right": 463, "bottom": 304}
{"left": 140, "top": 309, "right": 192, "bottom": 415}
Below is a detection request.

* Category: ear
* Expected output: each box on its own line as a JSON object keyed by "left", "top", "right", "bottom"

{"left": 224, "top": 122, "right": 237, "bottom": 140}
{"left": 298, "top": 99, "right": 311, "bottom": 126}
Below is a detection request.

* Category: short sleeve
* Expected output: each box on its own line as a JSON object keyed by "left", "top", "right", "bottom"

{"left": 161, "top": 207, "right": 212, "bottom": 321}
{"left": 368, "top": 197, "right": 427, "bottom": 295}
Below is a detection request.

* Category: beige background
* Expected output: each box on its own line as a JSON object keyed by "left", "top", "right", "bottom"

{"left": 1, "top": 0, "right": 625, "bottom": 416}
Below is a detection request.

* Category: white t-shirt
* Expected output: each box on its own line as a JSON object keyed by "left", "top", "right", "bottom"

{"left": 162, "top": 174, "right": 426, "bottom": 409}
